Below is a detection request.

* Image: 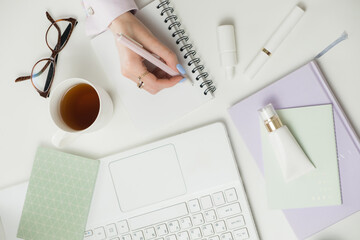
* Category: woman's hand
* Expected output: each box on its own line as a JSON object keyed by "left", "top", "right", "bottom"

{"left": 109, "top": 12, "right": 185, "bottom": 94}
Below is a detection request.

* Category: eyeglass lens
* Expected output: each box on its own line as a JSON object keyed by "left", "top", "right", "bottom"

{"left": 31, "top": 59, "right": 55, "bottom": 93}
{"left": 46, "top": 20, "right": 73, "bottom": 52}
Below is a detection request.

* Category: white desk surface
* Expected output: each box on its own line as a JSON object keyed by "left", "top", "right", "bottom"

{"left": 1, "top": 0, "right": 360, "bottom": 239}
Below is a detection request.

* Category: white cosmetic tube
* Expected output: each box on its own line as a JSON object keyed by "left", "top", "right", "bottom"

{"left": 259, "top": 104, "right": 315, "bottom": 182}
{"left": 245, "top": 6, "right": 304, "bottom": 79}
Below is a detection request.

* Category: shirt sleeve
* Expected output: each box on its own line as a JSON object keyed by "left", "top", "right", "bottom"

{"left": 82, "top": 0, "right": 138, "bottom": 36}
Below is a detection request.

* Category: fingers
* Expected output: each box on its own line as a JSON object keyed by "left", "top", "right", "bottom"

{"left": 116, "top": 41, "right": 146, "bottom": 80}
{"left": 147, "top": 40, "right": 179, "bottom": 72}
{"left": 140, "top": 73, "right": 183, "bottom": 95}
{"left": 110, "top": 14, "right": 185, "bottom": 94}
{"left": 118, "top": 47, "right": 183, "bottom": 94}
{"left": 133, "top": 23, "right": 180, "bottom": 72}
{"left": 152, "top": 67, "right": 171, "bottom": 79}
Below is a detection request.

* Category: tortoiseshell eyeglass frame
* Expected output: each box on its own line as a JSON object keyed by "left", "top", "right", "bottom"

{"left": 15, "top": 12, "right": 78, "bottom": 98}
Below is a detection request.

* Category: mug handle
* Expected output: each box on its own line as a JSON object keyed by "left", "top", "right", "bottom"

{"left": 52, "top": 130, "right": 79, "bottom": 148}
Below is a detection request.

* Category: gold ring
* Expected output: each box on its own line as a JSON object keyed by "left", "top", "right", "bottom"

{"left": 137, "top": 71, "right": 149, "bottom": 89}
{"left": 262, "top": 48, "right": 271, "bottom": 56}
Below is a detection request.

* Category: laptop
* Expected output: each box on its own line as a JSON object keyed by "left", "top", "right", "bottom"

{"left": 0, "top": 123, "right": 259, "bottom": 240}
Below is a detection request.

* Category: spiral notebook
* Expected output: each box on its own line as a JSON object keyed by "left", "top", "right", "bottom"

{"left": 91, "top": 0, "right": 215, "bottom": 133}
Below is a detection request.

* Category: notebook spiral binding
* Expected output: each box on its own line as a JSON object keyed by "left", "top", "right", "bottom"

{"left": 156, "top": 0, "right": 216, "bottom": 95}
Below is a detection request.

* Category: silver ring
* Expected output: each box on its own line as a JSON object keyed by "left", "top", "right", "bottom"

{"left": 138, "top": 80, "right": 145, "bottom": 89}
{"left": 137, "top": 71, "right": 149, "bottom": 89}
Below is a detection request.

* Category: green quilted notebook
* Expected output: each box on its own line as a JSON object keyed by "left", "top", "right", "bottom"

{"left": 17, "top": 147, "right": 99, "bottom": 240}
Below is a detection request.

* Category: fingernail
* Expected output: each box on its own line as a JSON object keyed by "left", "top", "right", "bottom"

{"left": 176, "top": 64, "right": 186, "bottom": 74}
{"left": 180, "top": 78, "right": 187, "bottom": 83}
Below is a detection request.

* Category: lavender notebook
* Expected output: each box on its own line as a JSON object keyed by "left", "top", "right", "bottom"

{"left": 229, "top": 60, "right": 360, "bottom": 239}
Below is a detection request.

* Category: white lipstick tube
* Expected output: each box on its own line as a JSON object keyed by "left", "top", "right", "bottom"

{"left": 245, "top": 6, "right": 304, "bottom": 79}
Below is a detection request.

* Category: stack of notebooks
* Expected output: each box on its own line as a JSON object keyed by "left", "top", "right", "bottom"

{"left": 229, "top": 60, "right": 360, "bottom": 239}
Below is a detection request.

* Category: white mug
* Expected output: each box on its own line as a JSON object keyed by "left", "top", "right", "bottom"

{"left": 49, "top": 78, "right": 113, "bottom": 147}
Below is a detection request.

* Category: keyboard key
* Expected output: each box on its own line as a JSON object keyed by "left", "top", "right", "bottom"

{"left": 118, "top": 220, "right": 130, "bottom": 234}
{"left": 209, "top": 236, "right": 220, "bottom": 240}
{"left": 214, "top": 221, "right": 226, "bottom": 233}
{"left": 180, "top": 217, "right": 193, "bottom": 229}
{"left": 94, "top": 227, "right": 106, "bottom": 240}
{"left": 201, "top": 224, "right": 214, "bottom": 237}
{"left": 212, "top": 192, "right": 225, "bottom": 206}
{"left": 177, "top": 231, "right": 190, "bottom": 240}
{"left": 224, "top": 189, "right": 238, "bottom": 202}
{"left": 233, "top": 228, "right": 249, "bottom": 240}
{"left": 133, "top": 231, "right": 145, "bottom": 240}
{"left": 84, "top": 230, "right": 93, "bottom": 238}
{"left": 188, "top": 199, "right": 201, "bottom": 213}
{"left": 165, "top": 234, "right": 177, "bottom": 240}
{"left": 192, "top": 213, "right": 205, "bottom": 226}
{"left": 217, "top": 203, "right": 241, "bottom": 218}
{"left": 85, "top": 186, "right": 257, "bottom": 240}
{"left": 156, "top": 224, "right": 169, "bottom": 236}
{"left": 121, "top": 234, "right": 132, "bottom": 240}
{"left": 200, "top": 196, "right": 213, "bottom": 209}
{"left": 204, "top": 210, "right": 217, "bottom": 222}
{"left": 106, "top": 224, "right": 118, "bottom": 238}
{"left": 129, "top": 203, "right": 188, "bottom": 230}
{"left": 169, "top": 220, "right": 181, "bottom": 232}
{"left": 189, "top": 228, "right": 202, "bottom": 239}
{"left": 227, "top": 215, "right": 245, "bottom": 230}
{"left": 220, "top": 233, "right": 233, "bottom": 240}
{"left": 144, "top": 227, "right": 157, "bottom": 239}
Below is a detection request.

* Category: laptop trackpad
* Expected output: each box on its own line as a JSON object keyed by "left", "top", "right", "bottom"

{"left": 109, "top": 144, "right": 187, "bottom": 212}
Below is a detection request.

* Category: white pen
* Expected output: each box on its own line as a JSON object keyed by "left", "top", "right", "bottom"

{"left": 245, "top": 5, "right": 305, "bottom": 79}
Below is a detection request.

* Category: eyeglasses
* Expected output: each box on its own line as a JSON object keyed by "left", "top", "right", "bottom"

{"left": 15, "top": 12, "right": 78, "bottom": 98}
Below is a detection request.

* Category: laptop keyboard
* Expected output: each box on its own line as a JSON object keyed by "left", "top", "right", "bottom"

{"left": 84, "top": 187, "right": 257, "bottom": 240}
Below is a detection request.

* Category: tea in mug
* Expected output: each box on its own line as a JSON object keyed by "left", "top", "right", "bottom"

{"left": 60, "top": 83, "right": 100, "bottom": 130}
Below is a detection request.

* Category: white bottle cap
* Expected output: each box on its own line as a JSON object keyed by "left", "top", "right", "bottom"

{"left": 258, "top": 103, "right": 277, "bottom": 121}
{"left": 217, "top": 25, "right": 237, "bottom": 79}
